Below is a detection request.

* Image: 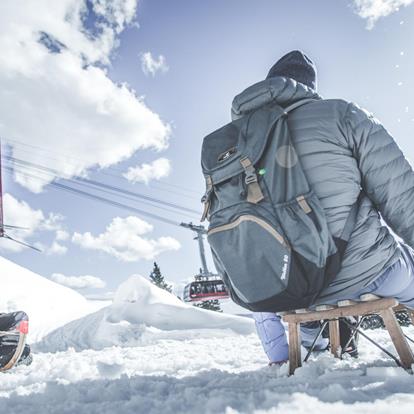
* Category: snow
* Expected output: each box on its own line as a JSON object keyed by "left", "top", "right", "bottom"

{"left": 1, "top": 328, "right": 414, "bottom": 413}
{"left": 1, "top": 258, "right": 414, "bottom": 413}
{"left": 36, "top": 275, "right": 255, "bottom": 352}
{"left": 0, "top": 256, "right": 108, "bottom": 342}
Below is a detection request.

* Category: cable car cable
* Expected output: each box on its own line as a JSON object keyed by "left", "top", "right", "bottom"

{"left": 4, "top": 155, "right": 201, "bottom": 216}
{"left": 3, "top": 166, "right": 182, "bottom": 227}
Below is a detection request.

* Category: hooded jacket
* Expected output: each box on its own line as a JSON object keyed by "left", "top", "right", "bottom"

{"left": 231, "top": 76, "right": 412, "bottom": 303}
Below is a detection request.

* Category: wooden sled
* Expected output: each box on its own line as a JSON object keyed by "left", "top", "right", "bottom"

{"left": 282, "top": 295, "right": 414, "bottom": 375}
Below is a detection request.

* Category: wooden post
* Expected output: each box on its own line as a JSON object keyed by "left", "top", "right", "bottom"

{"left": 329, "top": 319, "right": 341, "bottom": 358}
{"left": 288, "top": 322, "right": 301, "bottom": 375}
{"left": 380, "top": 308, "right": 414, "bottom": 370}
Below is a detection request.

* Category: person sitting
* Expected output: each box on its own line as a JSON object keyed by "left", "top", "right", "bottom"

{"left": 230, "top": 50, "right": 414, "bottom": 364}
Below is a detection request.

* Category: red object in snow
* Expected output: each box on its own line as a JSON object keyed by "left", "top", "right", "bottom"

{"left": 19, "top": 320, "right": 29, "bottom": 335}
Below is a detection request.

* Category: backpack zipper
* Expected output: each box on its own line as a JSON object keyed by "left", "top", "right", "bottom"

{"left": 208, "top": 215, "right": 289, "bottom": 248}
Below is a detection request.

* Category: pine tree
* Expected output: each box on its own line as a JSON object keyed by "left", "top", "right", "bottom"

{"left": 149, "top": 262, "right": 172, "bottom": 293}
{"left": 194, "top": 299, "right": 222, "bottom": 312}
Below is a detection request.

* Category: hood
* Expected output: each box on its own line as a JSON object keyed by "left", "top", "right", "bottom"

{"left": 231, "top": 76, "right": 321, "bottom": 121}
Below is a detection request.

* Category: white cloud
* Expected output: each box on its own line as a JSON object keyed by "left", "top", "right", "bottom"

{"left": 0, "top": 193, "right": 67, "bottom": 253}
{"left": 0, "top": 194, "right": 44, "bottom": 252}
{"left": 141, "top": 52, "right": 169, "bottom": 76}
{"left": 72, "top": 216, "right": 180, "bottom": 261}
{"left": 40, "top": 213, "right": 66, "bottom": 232}
{"left": 0, "top": 0, "right": 170, "bottom": 193}
{"left": 91, "top": 0, "right": 137, "bottom": 33}
{"left": 123, "top": 158, "right": 171, "bottom": 184}
{"left": 56, "top": 230, "right": 70, "bottom": 241}
{"left": 51, "top": 272, "right": 106, "bottom": 289}
{"left": 352, "top": 0, "right": 414, "bottom": 28}
{"left": 46, "top": 241, "right": 68, "bottom": 255}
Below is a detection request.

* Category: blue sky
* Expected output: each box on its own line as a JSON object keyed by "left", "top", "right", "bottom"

{"left": 0, "top": 0, "right": 413, "bottom": 296}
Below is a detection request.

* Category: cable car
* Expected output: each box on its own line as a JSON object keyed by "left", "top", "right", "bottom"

{"left": 180, "top": 223, "right": 229, "bottom": 302}
{"left": 183, "top": 275, "right": 229, "bottom": 302}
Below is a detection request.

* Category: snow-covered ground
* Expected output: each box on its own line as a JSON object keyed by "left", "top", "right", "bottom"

{"left": 1, "top": 327, "right": 414, "bottom": 414}
{"left": 1, "top": 257, "right": 414, "bottom": 414}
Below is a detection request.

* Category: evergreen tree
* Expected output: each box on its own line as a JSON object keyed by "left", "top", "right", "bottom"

{"left": 194, "top": 299, "right": 222, "bottom": 312}
{"left": 149, "top": 262, "right": 172, "bottom": 293}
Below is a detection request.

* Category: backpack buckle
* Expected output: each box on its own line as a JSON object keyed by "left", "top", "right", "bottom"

{"left": 240, "top": 157, "right": 264, "bottom": 204}
{"left": 244, "top": 169, "right": 258, "bottom": 185}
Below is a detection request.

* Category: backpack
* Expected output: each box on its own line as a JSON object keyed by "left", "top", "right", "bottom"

{"left": 200, "top": 99, "right": 360, "bottom": 312}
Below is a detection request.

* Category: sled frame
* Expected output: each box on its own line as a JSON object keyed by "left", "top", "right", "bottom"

{"left": 282, "top": 297, "right": 414, "bottom": 375}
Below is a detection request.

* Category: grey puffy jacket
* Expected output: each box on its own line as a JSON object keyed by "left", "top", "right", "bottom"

{"left": 231, "top": 76, "right": 413, "bottom": 304}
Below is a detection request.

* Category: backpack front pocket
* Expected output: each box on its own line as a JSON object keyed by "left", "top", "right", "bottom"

{"left": 208, "top": 215, "right": 290, "bottom": 304}
{"left": 275, "top": 192, "right": 335, "bottom": 267}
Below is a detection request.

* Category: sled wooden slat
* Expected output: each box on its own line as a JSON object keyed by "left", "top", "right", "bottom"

{"left": 283, "top": 297, "right": 398, "bottom": 324}
{"left": 315, "top": 304, "right": 336, "bottom": 311}
{"left": 282, "top": 297, "right": 414, "bottom": 375}
{"left": 294, "top": 308, "right": 309, "bottom": 314}
{"left": 359, "top": 293, "right": 380, "bottom": 302}
{"left": 337, "top": 300, "right": 357, "bottom": 307}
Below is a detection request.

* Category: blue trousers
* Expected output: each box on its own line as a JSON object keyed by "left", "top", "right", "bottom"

{"left": 253, "top": 312, "right": 328, "bottom": 363}
{"left": 254, "top": 243, "right": 414, "bottom": 363}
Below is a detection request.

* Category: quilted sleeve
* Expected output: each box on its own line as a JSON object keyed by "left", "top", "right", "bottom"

{"left": 343, "top": 102, "right": 414, "bottom": 248}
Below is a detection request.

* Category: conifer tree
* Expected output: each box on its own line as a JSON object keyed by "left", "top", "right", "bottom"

{"left": 149, "top": 262, "right": 172, "bottom": 293}
{"left": 194, "top": 299, "right": 222, "bottom": 312}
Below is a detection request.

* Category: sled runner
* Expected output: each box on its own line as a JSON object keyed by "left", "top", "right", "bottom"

{"left": 0, "top": 320, "right": 29, "bottom": 372}
{"left": 283, "top": 297, "right": 414, "bottom": 375}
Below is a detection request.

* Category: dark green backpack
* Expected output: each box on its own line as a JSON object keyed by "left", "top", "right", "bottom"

{"left": 201, "top": 99, "right": 360, "bottom": 312}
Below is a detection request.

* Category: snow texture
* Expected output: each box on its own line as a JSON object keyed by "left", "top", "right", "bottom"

{"left": 1, "top": 259, "right": 414, "bottom": 413}
{"left": 36, "top": 275, "right": 255, "bottom": 351}
{"left": 1, "top": 328, "right": 414, "bottom": 414}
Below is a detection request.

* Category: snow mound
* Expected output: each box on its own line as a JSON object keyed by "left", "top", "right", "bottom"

{"left": 0, "top": 256, "right": 106, "bottom": 342}
{"left": 36, "top": 275, "right": 255, "bottom": 352}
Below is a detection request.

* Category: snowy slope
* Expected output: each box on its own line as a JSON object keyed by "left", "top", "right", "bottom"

{"left": 36, "top": 275, "right": 255, "bottom": 352}
{"left": 0, "top": 256, "right": 107, "bottom": 342}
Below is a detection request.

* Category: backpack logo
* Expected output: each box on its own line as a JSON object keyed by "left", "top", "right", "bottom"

{"left": 281, "top": 254, "right": 289, "bottom": 280}
{"left": 218, "top": 147, "right": 236, "bottom": 162}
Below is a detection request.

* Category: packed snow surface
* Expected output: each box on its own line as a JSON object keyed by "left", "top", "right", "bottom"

{"left": 0, "top": 256, "right": 107, "bottom": 342}
{"left": 1, "top": 328, "right": 414, "bottom": 414}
